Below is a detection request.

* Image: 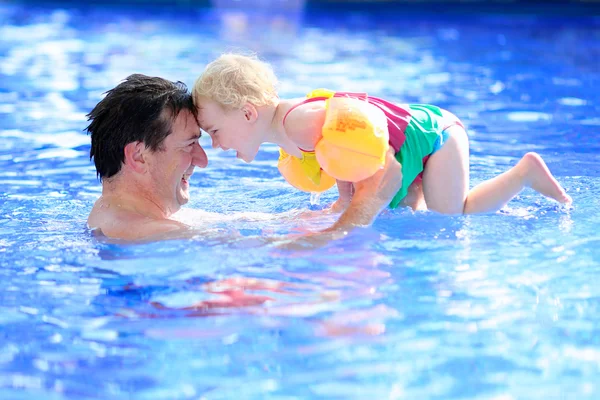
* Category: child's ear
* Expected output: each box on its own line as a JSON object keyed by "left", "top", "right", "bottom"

{"left": 123, "top": 141, "right": 148, "bottom": 174}
{"left": 242, "top": 103, "right": 258, "bottom": 123}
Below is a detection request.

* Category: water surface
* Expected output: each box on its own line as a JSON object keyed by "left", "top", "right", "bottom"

{"left": 1, "top": 2, "right": 599, "bottom": 399}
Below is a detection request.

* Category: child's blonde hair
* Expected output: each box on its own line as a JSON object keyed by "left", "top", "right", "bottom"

{"left": 193, "top": 53, "right": 278, "bottom": 109}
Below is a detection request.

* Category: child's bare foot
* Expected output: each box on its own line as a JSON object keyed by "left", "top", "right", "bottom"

{"left": 519, "top": 152, "right": 572, "bottom": 204}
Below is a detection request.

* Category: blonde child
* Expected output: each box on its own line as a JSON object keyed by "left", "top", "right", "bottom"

{"left": 192, "top": 54, "right": 571, "bottom": 228}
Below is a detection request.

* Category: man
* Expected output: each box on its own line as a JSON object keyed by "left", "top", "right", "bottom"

{"left": 86, "top": 74, "right": 402, "bottom": 242}
{"left": 86, "top": 74, "right": 208, "bottom": 240}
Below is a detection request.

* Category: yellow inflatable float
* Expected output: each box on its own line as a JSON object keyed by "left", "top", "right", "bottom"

{"left": 278, "top": 89, "right": 390, "bottom": 192}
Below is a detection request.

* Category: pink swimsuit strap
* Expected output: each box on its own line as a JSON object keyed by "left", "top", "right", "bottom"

{"left": 282, "top": 96, "right": 329, "bottom": 153}
{"left": 282, "top": 96, "right": 329, "bottom": 126}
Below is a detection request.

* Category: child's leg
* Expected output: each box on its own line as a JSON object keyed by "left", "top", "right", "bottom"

{"left": 421, "top": 125, "right": 470, "bottom": 214}
{"left": 422, "top": 126, "right": 571, "bottom": 214}
{"left": 462, "top": 152, "right": 571, "bottom": 213}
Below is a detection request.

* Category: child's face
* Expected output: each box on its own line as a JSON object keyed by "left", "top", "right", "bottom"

{"left": 197, "top": 97, "right": 261, "bottom": 163}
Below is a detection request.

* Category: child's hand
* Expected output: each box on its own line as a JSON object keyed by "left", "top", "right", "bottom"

{"left": 329, "top": 180, "right": 354, "bottom": 213}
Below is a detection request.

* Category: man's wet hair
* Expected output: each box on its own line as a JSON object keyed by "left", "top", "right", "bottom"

{"left": 86, "top": 74, "right": 197, "bottom": 180}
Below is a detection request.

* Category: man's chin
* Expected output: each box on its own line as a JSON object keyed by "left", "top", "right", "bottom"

{"left": 176, "top": 189, "right": 190, "bottom": 207}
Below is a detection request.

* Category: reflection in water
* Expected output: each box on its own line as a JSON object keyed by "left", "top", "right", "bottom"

{"left": 109, "top": 248, "right": 399, "bottom": 338}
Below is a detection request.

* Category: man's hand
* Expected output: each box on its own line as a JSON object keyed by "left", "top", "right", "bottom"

{"left": 273, "top": 229, "right": 348, "bottom": 250}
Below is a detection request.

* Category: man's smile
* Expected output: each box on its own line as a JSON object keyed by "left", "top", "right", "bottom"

{"left": 181, "top": 168, "right": 194, "bottom": 187}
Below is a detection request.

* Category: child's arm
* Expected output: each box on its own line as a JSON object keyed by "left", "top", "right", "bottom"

{"left": 284, "top": 102, "right": 349, "bottom": 210}
{"left": 284, "top": 99, "right": 400, "bottom": 226}
{"left": 330, "top": 180, "right": 354, "bottom": 213}
{"left": 283, "top": 101, "right": 327, "bottom": 151}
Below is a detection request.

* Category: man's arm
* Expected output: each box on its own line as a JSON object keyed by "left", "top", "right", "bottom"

{"left": 326, "top": 147, "right": 402, "bottom": 231}
{"left": 275, "top": 148, "right": 402, "bottom": 249}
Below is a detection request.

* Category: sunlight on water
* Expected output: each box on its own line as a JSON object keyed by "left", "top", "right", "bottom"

{"left": 0, "top": 1, "right": 599, "bottom": 399}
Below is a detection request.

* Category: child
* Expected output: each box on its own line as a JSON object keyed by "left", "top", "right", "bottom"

{"left": 192, "top": 53, "right": 571, "bottom": 222}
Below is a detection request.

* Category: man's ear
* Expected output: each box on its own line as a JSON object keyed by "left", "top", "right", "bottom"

{"left": 123, "top": 141, "right": 147, "bottom": 174}
{"left": 241, "top": 103, "right": 258, "bottom": 123}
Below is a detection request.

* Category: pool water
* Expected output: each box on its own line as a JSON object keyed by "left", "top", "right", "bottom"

{"left": 1, "top": 1, "right": 599, "bottom": 399}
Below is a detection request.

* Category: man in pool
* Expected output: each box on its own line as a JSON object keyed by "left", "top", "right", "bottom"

{"left": 86, "top": 74, "right": 208, "bottom": 240}
{"left": 86, "top": 74, "right": 401, "bottom": 240}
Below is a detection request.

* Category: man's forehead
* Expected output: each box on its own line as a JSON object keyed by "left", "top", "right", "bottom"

{"left": 171, "top": 110, "right": 200, "bottom": 137}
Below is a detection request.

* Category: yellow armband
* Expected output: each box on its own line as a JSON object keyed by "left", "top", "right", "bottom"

{"left": 315, "top": 95, "right": 389, "bottom": 182}
{"left": 278, "top": 149, "right": 336, "bottom": 192}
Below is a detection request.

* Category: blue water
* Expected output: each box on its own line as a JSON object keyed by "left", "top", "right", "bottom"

{"left": 1, "top": 1, "right": 599, "bottom": 399}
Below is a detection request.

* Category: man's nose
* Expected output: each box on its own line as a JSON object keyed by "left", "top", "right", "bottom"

{"left": 192, "top": 142, "right": 208, "bottom": 168}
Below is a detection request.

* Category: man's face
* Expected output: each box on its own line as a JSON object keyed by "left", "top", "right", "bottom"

{"left": 197, "top": 97, "right": 262, "bottom": 163}
{"left": 145, "top": 110, "right": 208, "bottom": 214}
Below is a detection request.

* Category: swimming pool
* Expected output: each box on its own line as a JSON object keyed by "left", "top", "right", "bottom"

{"left": 1, "top": 1, "right": 599, "bottom": 398}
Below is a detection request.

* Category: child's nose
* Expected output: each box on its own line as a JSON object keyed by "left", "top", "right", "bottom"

{"left": 211, "top": 136, "right": 220, "bottom": 150}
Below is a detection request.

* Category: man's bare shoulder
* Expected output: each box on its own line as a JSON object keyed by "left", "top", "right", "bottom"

{"left": 88, "top": 202, "right": 187, "bottom": 241}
